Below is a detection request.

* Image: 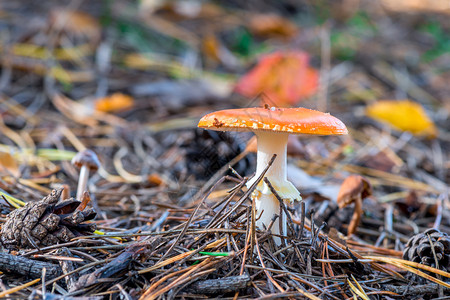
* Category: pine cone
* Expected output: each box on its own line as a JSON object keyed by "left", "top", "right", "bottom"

{"left": 0, "top": 189, "right": 96, "bottom": 250}
{"left": 403, "top": 228, "right": 450, "bottom": 272}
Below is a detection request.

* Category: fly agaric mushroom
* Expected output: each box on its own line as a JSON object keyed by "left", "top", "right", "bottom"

{"left": 198, "top": 106, "right": 347, "bottom": 244}
{"left": 71, "top": 149, "right": 100, "bottom": 200}
{"left": 337, "top": 175, "right": 372, "bottom": 237}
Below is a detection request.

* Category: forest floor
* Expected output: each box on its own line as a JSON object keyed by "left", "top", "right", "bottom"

{"left": 0, "top": 0, "right": 449, "bottom": 299}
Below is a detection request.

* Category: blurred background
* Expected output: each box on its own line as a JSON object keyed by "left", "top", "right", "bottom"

{"left": 0, "top": 0, "right": 449, "bottom": 233}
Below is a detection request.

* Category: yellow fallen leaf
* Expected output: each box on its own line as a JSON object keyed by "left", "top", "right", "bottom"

{"left": 95, "top": 93, "right": 134, "bottom": 113}
{"left": 202, "top": 34, "right": 221, "bottom": 63}
{"left": 1, "top": 56, "right": 93, "bottom": 84}
{"left": 0, "top": 151, "right": 20, "bottom": 177}
{"left": 7, "top": 43, "right": 91, "bottom": 61}
{"left": 366, "top": 100, "right": 437, "bottom": 137}
{"left": 50, "top": 66, "right": 93, "bottom": 83}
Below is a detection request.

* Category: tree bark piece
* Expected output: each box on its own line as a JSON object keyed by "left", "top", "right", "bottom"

{"left": 186, "top": 275, "right": 250, "bottom": 294}
{"left": 0, "top": 252, "right": 61, "bottom": 279}
{"left": 57, "top": 248, "right": 79, "bottom": 291}
{"left": 383, "top": 283, "right": 449, "bottom": 296}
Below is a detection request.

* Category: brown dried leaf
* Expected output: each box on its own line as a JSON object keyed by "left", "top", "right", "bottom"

{"left": 147, "top": 173, "right": 164, "bottom": 187}
{"left": 361, "top": 151, "right": 396, "bottom": 172}
{"left": 77, "top": 191, "right": 91, "bottom": 212}
{"left": 149, "top": 1, "right": 224, "bottom": 20}
{"left": 247, "top": 13, "right": 299, "bottom": 39}
{"left": 49, "top": 9, "right": 101, "bottom": 44}
{"left": 395, "top": 190, "right": 422, "bottom": 216}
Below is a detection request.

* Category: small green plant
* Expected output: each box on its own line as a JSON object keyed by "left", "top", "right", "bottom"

{"left": 331, "top": 11, "right": 377, "bottom": 61}
{"left": 421, "top": 20, "right": 450, "bottom": 62}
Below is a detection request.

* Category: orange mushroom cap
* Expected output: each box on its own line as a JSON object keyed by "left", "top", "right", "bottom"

{"left": 198, "top": 107, "right": 348, "bottom": 135}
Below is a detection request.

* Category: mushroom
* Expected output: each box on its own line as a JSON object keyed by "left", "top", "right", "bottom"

{"left": 71, "top": 149, "right": 100, "bottom": 200}
{"left": 337, "top": 175, "right": 372, "bottom": 237}
{"left": 198, "top": 106, "right": 347, "bottom": 244}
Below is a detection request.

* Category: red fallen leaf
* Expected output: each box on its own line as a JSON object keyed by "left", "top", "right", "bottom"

{"left": 235, "top": 51, "right": 318, "bottom": 107}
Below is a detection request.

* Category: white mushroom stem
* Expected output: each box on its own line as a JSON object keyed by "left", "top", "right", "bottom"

{"left": 76, "top": 165, "right": 90, "bottom": 200}
{"left": 254, "top": 190, "right": 286, "bottom": 244}
{"left": 247, "top": 131, "right": 301, "bottom": 245}
{"left": 252, "top": 132, "right": 288, "bottom": 184}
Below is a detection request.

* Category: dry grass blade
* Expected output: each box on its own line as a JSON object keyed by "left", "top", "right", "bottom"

{"left": 1, "top": 192, "right": 25, "bottom": 208}
{"left": 365, "top": 256, "right": 450, "bottom": 289}
{"left": 32, "top": 255, "right": 84, "bottom": 262}
{"left": 139, "top": 267, "right": 188, "bottom": 298}
{"left": 364, "top": 256, "right": 450, "bottom": 279}
{"left": 366, "top": 290, "right": 400, "bottom": 296}
{"left": 205, "top": 237, "right": 227, "bottom": 249}
{"left": 394, "top": 262, "right": 450, "bottom": 289}
{"left": 254, "top": 234, "right": 284, "bottom": 293}
{"left": 18, "top": 178, "right": 52, "bottom": 194}
{"left": 0, "top": 95, "right": 38, "bottom": 125}
{"left": 0, "top": 278, "right": 40, "bottom": 298}
{"left": 315, "top": 258, "right": 374, "bottom": 263}
{"left": 138, "top": 250, "right": 196, "bottom": 274}
{"left": 139, "top": 237, "right": 227, "bottom": 275}
{"left": 140, "top": 258, "right": 213, "bottom": 300}
{"left": 0, "top": 123, "right": 28, "bottom": 149}
{"left": 348, "top": 275, "right": 369, "bottom": 300}
{"left": 299, "top": 223, "right": 404, "bottom": 279}
{"left": 290, "top": 283, "right": 322, "bottom": 300}
{"left": 344, "top": 164, "right": 441, "bottom": 193}
{"left": 347, "top": 279, "right": 365, "bottom": 299}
